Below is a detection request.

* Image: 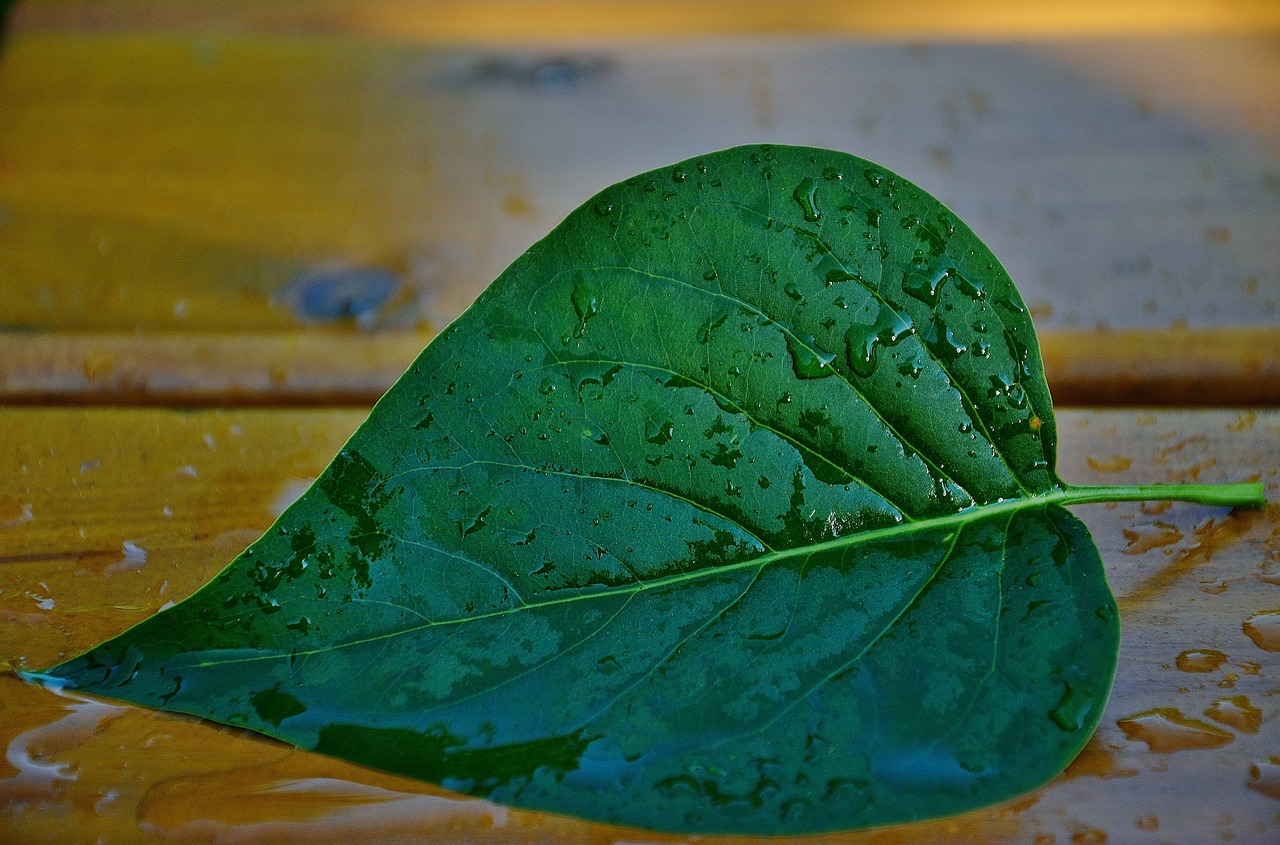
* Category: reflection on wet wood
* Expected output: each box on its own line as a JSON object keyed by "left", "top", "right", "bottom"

{"left": 2, "top": 408, "right": 1277, "bottom": 843}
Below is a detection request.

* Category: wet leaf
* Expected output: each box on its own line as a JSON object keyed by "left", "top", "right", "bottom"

{"left": 33, "top": 145, "right": 1261, "bottom": 835}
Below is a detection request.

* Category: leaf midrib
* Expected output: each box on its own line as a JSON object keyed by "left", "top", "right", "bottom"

{"left": 189, "top": 487, "right": 1091, "bottom": 669}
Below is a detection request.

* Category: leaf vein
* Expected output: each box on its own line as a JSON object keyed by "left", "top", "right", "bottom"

{"left": 602, "top": 257, "right": 977, "bottom": 508}
{"left": 520, "top": 356, "right": 911, "bottom": 520}
{"left": 388, "top": 459, "right": 773, "bottom": 555}
{"left": 185, "top": 497, "right": 1076, "bottom": 672}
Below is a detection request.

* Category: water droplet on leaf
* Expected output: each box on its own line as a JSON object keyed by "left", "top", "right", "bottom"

{"left": 571, "top": 280, "right": 602, "bottom": 337}
{"left": 846, "top": 325, "right": 879, "bottom": 378}
{"left": 903, "top": 267, "right": 951, "bottom": 307}
{"left": 792, "top": 177, "right": 821, "bottom": 222}
{"left": 645, "top": 418, "right": 675, "bottom": 446}
{"left": 924, "top": 319, "right": 968, "bottom": 361}
{"left": 786, "top": 333, "right": 838, "bottom": 379}
{"left": 1049, "top": 681, "right": 1094, "bottom": 731}
{"left": 951, "top": 269, "right": 986, "bottom": 300}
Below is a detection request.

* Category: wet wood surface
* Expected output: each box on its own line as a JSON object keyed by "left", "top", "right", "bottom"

{"left": 2, "top": 409, "right": 1277, "bottom": 843}
{"left": 1, "top": 1, "right": 1278, "bottom": 843}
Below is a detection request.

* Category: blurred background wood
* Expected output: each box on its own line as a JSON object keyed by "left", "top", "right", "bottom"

{"left": 10, "top": 0, "right": 1280, "bottom": 40}
{"left": 1, "top": 2, "right": 1277, "bottom": 843}
{"left": 1, "top": 2, "right": 1277, "bottom": 403}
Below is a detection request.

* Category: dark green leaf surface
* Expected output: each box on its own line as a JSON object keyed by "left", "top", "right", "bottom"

{"left": 44, "top": 145, "right": 1121, "bottom": 834}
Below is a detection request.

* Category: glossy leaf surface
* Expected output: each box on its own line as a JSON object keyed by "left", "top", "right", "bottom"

{"left": 45, "top": 145, "right": 1120, "bottom": 834}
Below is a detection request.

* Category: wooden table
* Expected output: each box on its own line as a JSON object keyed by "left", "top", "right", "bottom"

{"left": 2, "top": 3, "right": 1278, "bottom": 842}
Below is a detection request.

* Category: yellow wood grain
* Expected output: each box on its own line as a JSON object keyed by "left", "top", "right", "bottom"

{"left": 12, "top": 0, "right": 1280, "bottom": 41}
{"left": 0, "top": 408, "right": 365, "bottom": 665}
{"left": 1, "top": 407, "right": 1277, "bottom": 842}
{"left": 4, "top": 29, "right": 1276, "bottom": 337}
{"left": 0, "top": 33, "right": 481, "bottom": 333}
{"left": 1, "top": 25, "right": 1277, "bottom": 405}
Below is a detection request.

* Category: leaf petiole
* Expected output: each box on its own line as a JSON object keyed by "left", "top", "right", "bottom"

{"left": 1061, "top": 481, "right": 1266, "bottom": 509}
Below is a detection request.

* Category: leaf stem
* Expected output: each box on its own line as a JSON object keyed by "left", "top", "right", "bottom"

{"left": 1062, "top": 482, "right": 1266, "bottom": 509}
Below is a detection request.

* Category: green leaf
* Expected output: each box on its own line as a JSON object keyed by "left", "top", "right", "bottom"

{"left": 33, "top": 145, "right": 1262, "bottom": 835}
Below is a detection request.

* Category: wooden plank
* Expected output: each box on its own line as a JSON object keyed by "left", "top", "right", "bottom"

{"left": 11, "top": 0, "right": 1280, "bottom": 41}
{"left": 1039, "top": 327, "right": 1280, "bottom": 406}
{"left": 1, "top": 31, "right": 1277, "bottom": 403}
{"left": 0, "top": 408, "right": 366, "bottom": 664}
{"left": 1, "top": 407, "right": 1277, "bottom": 842}
{"left": 0, "top": 333, "right": 429, "bottom": 406}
